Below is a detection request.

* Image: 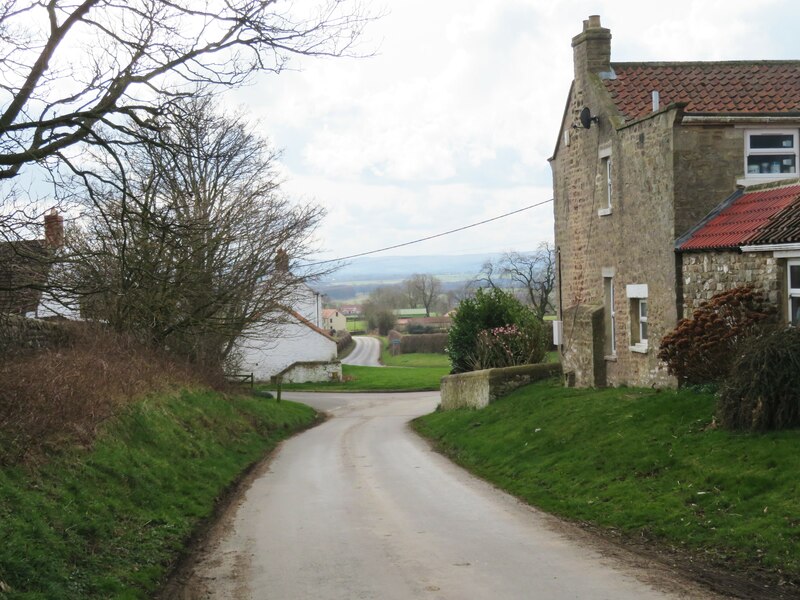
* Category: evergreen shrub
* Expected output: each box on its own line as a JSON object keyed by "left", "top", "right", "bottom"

{"left": 447, "top": 288, "right": 544, "bottom": 373}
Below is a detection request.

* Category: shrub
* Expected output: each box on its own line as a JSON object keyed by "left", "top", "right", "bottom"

{"left": 469, "top": 324, "right": 546, "bottom": 370}
{"left": 447, "top": 287, "right": 544, "bottom": 373}
{"left": 336, "top": 331, "right": 352, "bottom": 353}
{"left": 0, "top": 324, "right": 210, "bottom": 464}
{"left": 658, "top": 286, "right": 775, "bottom": 385}
{"left": 399, "top": 333, "right": 448, "bottom": 354}
{"left": 717, "top": 327, "right": 800, "bottom": 431}
{"left": 367, "top": 309, "right": 396, "bottom": 335}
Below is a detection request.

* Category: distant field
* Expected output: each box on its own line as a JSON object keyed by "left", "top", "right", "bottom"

{"left": 346, "top": 318, "right": 368, "bottom": 331}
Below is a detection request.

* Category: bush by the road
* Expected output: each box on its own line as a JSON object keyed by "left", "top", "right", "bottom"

{"left": 447, "top": 288, "right": 544, "bottom": 373}
{"left": 399, "top": 333, "right": 447, "bottom": 354}
{"left": 718, "top": 326, "right": 800, "bottom": 431}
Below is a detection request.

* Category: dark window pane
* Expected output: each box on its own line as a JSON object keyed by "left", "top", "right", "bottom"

{"left": 791, "top": 265, "right": 800, "bottom": 289}
{"left": 792, "top": 297, "right": 800, "bottom": 325}
{"left": 641, "top": 321, "right": 648, "bottom": 341}
{"left": 639, "top": 300, "right": 648, "bottom": 319}
{"left": 747, "top": 154, "right": 796, "bottom": 174}
{"left": 750, "top": 134, "right": 794, "bottom": 149}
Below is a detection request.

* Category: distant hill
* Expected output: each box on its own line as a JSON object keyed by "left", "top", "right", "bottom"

{"left": 318, "top": 252, "right": 524, "bottom": 283}
{"left": 312, "top": 252, "right": 533, "bottom": 302}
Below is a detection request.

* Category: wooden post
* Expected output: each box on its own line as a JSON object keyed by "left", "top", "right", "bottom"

{"left": 276, "top": 375, "right": 282, "bottom": 402}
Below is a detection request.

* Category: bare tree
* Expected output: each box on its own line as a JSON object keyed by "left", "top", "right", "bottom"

{"left": 0, "top": 0, "right": 372, "bottom": 180}
{"left": 475, "top": 243, "right": 556, "bottom": 319}
{"left": 70, "top": 96, "right": 325, "bottom": 369}
{"left": 405, "top": 273, "right": 442, "bottom": 317}
{"left": 0, "top": 0, "right": 372, "bottom": 313}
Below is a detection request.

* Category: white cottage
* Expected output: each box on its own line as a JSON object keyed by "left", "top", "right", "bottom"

{"left": 237, "top": 283, "right": 341, "bottom": 383}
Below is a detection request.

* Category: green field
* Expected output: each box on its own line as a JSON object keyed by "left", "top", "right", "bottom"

{"left": 413, "top": 379, "right": 800, "bottom": 586}
{"left": 346, "top": 318, "right": 368, "bottom": 332}
{"left": 268, "top": 363, "right": 448, "bottom": 392}
{"left": 0, "top": 389, "right": 316, "bottom": 598}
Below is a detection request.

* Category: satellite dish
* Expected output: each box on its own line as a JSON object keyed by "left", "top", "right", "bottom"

{"left": 579, "top": 106, "right": 599, "bottom": 129}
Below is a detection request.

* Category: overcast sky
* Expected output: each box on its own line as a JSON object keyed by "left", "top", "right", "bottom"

{"left": 227, "top": 0, "right": 800, "bottom": 262}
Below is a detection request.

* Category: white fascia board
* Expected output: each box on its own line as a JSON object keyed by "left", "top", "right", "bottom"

{"left": 741, "top": 243, "right": 800, "bottom": 256}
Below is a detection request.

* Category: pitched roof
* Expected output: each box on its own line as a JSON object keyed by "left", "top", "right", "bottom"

{"left": 321, "top": 308, "right": 339, "bottom": 318}
{"left": 604, "top": 61, "right": 800, "bottom": 122}
{"left": 289, "top": 310, "right": 336, "bottom": 342}
{"left": 677, "top": 183, "right": 800, "bottom": 251}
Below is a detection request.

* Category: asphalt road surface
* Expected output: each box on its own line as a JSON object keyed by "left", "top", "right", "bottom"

{"left": 341, "top": 335, "right": 382, "bottom": 366}
{"left": 176, "top": 392, "right": 723, "bottom": 600}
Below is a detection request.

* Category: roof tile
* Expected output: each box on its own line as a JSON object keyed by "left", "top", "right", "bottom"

{"left": 605, "top": 62, "right": 800, "bottom": 121}
{"left": 678, "top": 184, "right": 800, "bottom": 250}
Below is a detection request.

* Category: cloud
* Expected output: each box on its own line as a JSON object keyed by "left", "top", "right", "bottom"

{"left": 229, "top": 0, "right": 800, "bottom": 261}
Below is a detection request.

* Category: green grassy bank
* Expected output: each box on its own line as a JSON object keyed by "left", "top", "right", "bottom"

{"left": 0, "top": 389, "right": 316, "bottom": 599}
{"left": 413, "top": 380, "right": 800, "bottom": 583}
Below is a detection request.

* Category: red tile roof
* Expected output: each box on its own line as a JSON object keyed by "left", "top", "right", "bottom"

{"left": 678, "top": 183, "right": 800, "bottom": 251}
{"left": 605, "top": 62, "right": 800, "bottom": 121}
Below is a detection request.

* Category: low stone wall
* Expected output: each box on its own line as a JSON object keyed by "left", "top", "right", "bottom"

{"left": 276, "top": 360, "right": 342, "bottom": 384}
{"left": 0, "top": 315, "right": 73, "bottom": 354}
{"left": 440, "top": 362, "right": 563, "bottom": 410}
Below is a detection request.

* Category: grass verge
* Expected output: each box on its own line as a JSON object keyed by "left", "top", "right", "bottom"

{"left": 0, "top": 388, "right": 316, "bottom": 599}
{"left": 412, "top": 379, "right": 800, "bottom": 587}
{"left": 267, "top": 363, "right": 448, "bottom": 392}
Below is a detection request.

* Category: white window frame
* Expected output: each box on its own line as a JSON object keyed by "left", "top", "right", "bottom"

{"left": 604, "top": 275, "right": 616, "bottom": 357}
{"left": 743, "top": 129, "right": 799, "bottom": 182}
{"left": 788, "top": 259, "right": 800, "bottom": 326}
{"left": 598, "top": 146, "right": 612, "bottom": 216}
{"left": 626, "top": 284, "right": 649, "bottom": 353}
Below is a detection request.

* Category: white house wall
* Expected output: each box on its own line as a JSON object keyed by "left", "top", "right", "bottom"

{"left": 237, "top": 316, "right": 337, "bottom": 382}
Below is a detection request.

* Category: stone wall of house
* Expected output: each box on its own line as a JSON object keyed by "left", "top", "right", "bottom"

{"left": 680, "top": 251, "right": 782, "bottom": 315}
{"left": 673, "top": 126, "right": 745, "bottom": 238}
{"left": 552, "top": 85, "right": 679, "bottom": 387}
{"left": 560, "top": 304, "right": 604, "bottom": 387}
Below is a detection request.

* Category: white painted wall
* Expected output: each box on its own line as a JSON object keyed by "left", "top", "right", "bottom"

{"left": 237, "top": 315, "right": 338, "bottom": 382}
{"left": 237, "top": 283, "right": 337, "bottom": 382}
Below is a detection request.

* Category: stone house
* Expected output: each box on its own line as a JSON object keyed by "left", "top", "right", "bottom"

{"left": 551, "top": 15, "right": 800, "bottom": 387}
{"left": 237, "top": 283, "right": 341, "bottom": 383}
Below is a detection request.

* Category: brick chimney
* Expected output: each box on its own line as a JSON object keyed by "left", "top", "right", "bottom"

{"left": 275, "top": 248, "right": 289, "bottom": 272}
{"left": 572, "top": 15, "right": 612, "bottom": 76}
{"left": 44, "top": 208, "right": 64, "bottom": 248}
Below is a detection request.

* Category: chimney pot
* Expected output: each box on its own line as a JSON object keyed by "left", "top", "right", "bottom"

{"left": 588, "top": 15, "right": 601, "bottom": 28}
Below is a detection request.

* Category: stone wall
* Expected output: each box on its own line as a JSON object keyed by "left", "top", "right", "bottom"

{"left": 0, "top": 315, "right": 73, "bottom": 354}
{"left": 673, "top": 126, "right": 744, "bottom": 237}
{"left": 680, "top": 251, "right": 782, "bottom": 315}
{"left": 277, "top": 361, "right": 342, "bottom": 384}
{"left": 440, "top": 363, "right": 562, "bottom": 410}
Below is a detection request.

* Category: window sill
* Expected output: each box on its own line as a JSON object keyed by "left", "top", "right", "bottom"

{"left": 597, "top": 207, "right": 612, "bottom": 217}
{"left": 737, "top": 174, "right": 798, "bottom": 187}
{"left": 629, "top": 343, "right": 649, "bottom": 354}
{"left": 604, "top": 354, "right": 617, "bottom": 362}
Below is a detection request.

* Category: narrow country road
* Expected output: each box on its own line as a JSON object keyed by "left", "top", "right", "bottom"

{"left": 173, "top": 392, "right": 723, "bottom": 600}
{"left": 341, "top": 335, "right": 382, "bottom": 366}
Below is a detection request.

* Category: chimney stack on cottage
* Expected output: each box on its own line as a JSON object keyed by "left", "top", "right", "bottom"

{"left": 44, "top": 208, "right": 64, "bottom": 248}
{"left": 572, "top": 15, "right": 612, "bottom": 76}
{"left": 275, "top": 248, "right": 289, "bottom": 272}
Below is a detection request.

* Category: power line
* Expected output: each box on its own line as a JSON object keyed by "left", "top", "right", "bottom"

{"left": 303, "top": 199, "right": 554, "bottom": 266}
